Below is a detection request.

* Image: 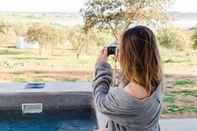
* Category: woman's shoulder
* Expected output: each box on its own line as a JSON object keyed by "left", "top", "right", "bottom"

{"left": 110, "top": 85, "right": 161, "bottom": 106}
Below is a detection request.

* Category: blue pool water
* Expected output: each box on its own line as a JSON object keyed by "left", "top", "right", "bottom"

{"left": 0, "top": 110, "right": 96, "bottom": 131}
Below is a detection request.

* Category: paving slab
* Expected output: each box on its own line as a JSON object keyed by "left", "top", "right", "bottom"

{"left": 160, "top": 118, "right": 197, "bottom": 131}
{"left": 96, "top": 111, "right": 197, "bottom": 131}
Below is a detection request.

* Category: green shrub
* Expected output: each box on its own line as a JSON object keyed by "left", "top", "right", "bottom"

{"left": 191, "top": 27, "right": 197, "bottom": 49}
{"left": 175, "top": 79, "right": 196, "bottom": 86}
{"left": 157, "top": 27, "right": 192, "bottom": 51}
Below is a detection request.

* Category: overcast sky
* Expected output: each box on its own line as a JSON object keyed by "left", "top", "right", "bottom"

{"left": 0, "top": 0, "right": 196, "bottom": 13}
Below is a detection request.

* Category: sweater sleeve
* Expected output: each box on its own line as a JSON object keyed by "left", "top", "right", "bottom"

{"left": 92, "top": 61, "right": 120, "bottom": 115}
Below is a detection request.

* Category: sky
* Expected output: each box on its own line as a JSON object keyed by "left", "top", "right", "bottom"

{"left": 0, "top": 0, "right": 196, "bottom": 13}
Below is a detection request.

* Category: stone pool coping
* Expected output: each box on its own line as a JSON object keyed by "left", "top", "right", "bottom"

{"left": 0, "top": 82, "right": 92, "bottom": 93}
{"left": 0, "top": 82, "right": 93, "bottom": 111}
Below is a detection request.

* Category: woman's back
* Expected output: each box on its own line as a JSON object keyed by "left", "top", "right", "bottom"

{"left": 93, "top": 62, "right": 161, "bottom": 131}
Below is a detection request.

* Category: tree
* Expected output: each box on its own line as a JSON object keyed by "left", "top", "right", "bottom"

{"left": 26, "top": 24, "right": 66, "bottom": 55}
{"left": 81, "top": 0, "right": 172, "bottom": 39}
{"left": 66, "top": 26, "right": 112, "bottom": 58}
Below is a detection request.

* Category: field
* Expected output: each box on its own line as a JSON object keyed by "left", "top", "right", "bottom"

{"left": 0, "top": 13, "right": 197, "bottom": 118}
{"left": 0, "top": 43, "right": 197, "bottom": 118}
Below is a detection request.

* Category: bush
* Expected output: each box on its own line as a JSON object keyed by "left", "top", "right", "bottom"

{"left": 0, "top": 22, "right": 17, "bottom": 44}
{"left": 191, "top": 27, "right": 197, "bottom": 49}
{"left": 157, "top": 27, "right": 192, "bottom": 51}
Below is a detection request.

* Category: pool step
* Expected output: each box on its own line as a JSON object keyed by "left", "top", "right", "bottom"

{"left": 22, "top": 103, "right": 43, "bottom": 114}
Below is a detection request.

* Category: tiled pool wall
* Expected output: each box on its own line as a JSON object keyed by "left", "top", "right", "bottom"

{"left": 0, "top": 92, "right": 93, "bottom": 111}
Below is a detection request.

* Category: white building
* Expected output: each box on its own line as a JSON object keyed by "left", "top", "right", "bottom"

{"left": 16, "top": 37, "right": 40, "bottom": 49}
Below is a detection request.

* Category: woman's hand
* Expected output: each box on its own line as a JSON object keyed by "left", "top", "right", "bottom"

{"left": 97, "top": 47, "right": 108, "bottom": 63}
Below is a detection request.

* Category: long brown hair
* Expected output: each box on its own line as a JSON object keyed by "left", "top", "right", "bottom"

{"left": 119, "top": 26, "right": 163, "bottom": 94}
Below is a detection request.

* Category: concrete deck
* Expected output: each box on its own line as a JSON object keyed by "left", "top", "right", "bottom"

{"left": 96, "top": 109, "right": 197, "bottom": 131}
{"left": 161, "top": 118, "right": 197, "bottom": 131}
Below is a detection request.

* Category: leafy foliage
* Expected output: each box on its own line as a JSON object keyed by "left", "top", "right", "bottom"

{"left": 27, "top": 24, "right": 66, "bottom": 45}
{"left": 65, "top": 27, "right": 113, "bottom": 57}
{"left": 81, "top": 0, "right": 172, "bottom": 38}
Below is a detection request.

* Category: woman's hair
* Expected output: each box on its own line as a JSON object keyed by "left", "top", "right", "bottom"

{"left": 119, "top": 25, "right": 163, "bottom": 94}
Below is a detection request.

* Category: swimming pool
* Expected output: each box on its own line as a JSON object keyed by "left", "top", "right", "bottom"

{"left": 0, "top": 110, "right": 97, "bottom": 131}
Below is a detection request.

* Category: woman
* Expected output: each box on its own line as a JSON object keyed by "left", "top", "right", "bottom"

{"left": 93, "top": 26, "right": 163, "bottom": 131}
